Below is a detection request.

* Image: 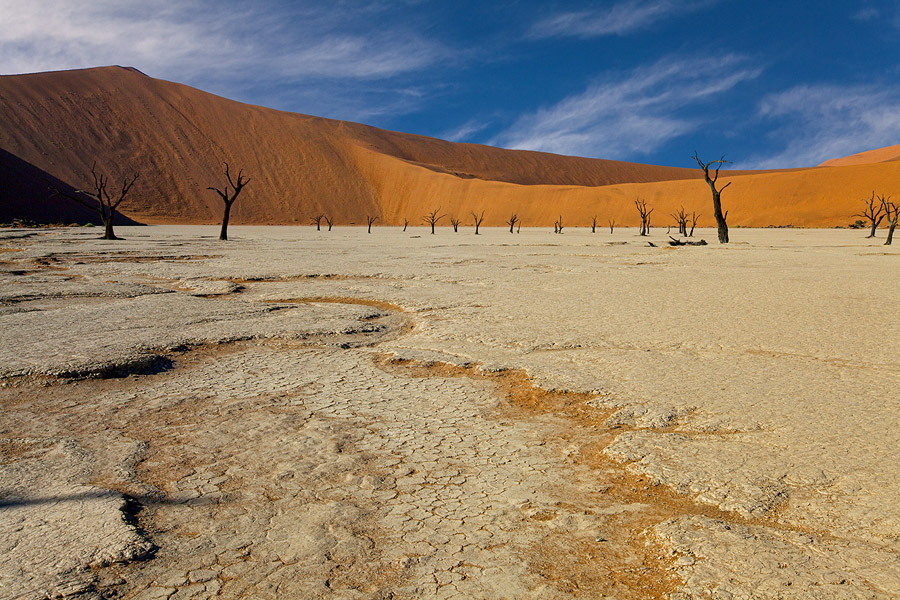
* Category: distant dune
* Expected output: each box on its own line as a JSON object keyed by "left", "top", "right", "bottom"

{"left": 817, "top": 144, "right": 900, "bottom": 167}
{"left": 1, "top": 66, "right": 897, "bottom": 228}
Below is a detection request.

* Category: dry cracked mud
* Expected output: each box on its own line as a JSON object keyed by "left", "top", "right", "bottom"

{"left": 1, "top": 225, "right": 899, "bottom": 599}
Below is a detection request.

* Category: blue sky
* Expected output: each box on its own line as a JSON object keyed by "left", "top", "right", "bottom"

{"left": 2, "top": 0, "right": 900, "bottom": 168}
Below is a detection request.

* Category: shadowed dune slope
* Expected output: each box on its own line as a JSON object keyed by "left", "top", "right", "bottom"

{"left": 1, "top": 66, "right": 897, "bottom": 228}
{"left": 0, "top": 148, "right": 142, "bottom": 226}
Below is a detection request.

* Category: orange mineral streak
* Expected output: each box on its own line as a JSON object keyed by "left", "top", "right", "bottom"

{"left": 1, "top": 66, "right": 897, "bottom": 228}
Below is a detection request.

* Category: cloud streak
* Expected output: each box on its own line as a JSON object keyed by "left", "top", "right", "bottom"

{"left": 442, "top": 119, "right": 492, "bottom": 143}
{"left": 0, "top": 0, "right": 445, "bottom": 117}
{"left": 491, "top": 55, "right": 761, "bottom": 159}
{"left": 529, "top": 0, "right": 719, "bottom": 38}
{"left": 740, "top": 84, "right": 900, "bottom": 169}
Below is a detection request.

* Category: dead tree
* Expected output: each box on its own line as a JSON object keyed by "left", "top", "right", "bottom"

{"left": 608, "top": 219, "right": 615, "bottom": 234}
{"left": 471, "top": 210, "right": 485, "bottom": 235}
{"left": 555, "top": 215, "right": 564, "bottom": 234}
{"left": 856, "top": 192, "right": 885, "bottom": 238}
{"left": 517, "top": 220, "right": 522, "bottom": 233}
{"left": 882, "top": 196, "right": 899, "bottom": 245}
{"left": 671, "top": 206, "right": 689, "bottom": 236}
{"left": 53, "top": 162, "right": 138, "bottom": 240}
{"left": 689, "top": 212, "right": 700, "bottom": 236}
{"left": 506, "top": 213, "right": 519, "bottom": 233}
{"left": 423, "top": 209, "right": 445, "bottom": 234}
{"left": 634, "top": 198, "right": 653, "bottom": 236}
{"left": 324, "top": 216, "right": 334, "bottom": 231}
{"left": 366, "top": 215, "right": 378, "bottom": 233}
{"left": 692, "top": 152, "right": 731, "bottom": 243}
{"left": 450, "top": 217, "right": 460, "bottom": 232}
{"left": 669, "top": 236, "right": 708, "bottom": 246}
{"left": 403, "top": 218, "right": 409, "bottom": 232}
{"left": 208, "top": 162, "right": 250, "bottom": 241}
{"left": 591, "top": 215, "right": 598, "bottom": 233}
{"left": 310, "top": 215, "right": 324, "bottom": 231}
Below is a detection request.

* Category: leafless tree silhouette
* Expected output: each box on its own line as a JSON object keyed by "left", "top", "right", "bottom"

{"left": 324, "top": 216, "right": 334, "bottom": 231}
{"left": 506, "top": 213, "right": 519, "bottom": 233}
{"left": 554, "top": 215, "right": 564, "bottom": 234}
{"left": 671, "top": 206, "right": 689, "bottom": 236}
{"left": 310, "top": 215, "right": 324, "bottom": 231}
{"left": 689, "top": 212, "right": 700, "bottom": 237}
{"left": 52, "top": 162, "right": 138, "bottom": 240}
{"left": 471, "top": 210, "right": 485, "bottom": 235}
{"left": 366, "top": 215, "right": 378, "bottom": 233}
{"left": 692, "top": 152, "right": 731, "bottom": 243}
{"left": 450, "top": 217, "right": 460, "bottom": 232}
{"left": 403, "top": 218, "right": 409, "bottom": 232}
{"left": 856, "top": 192, "right": 886, "bottom": 238}
{"left": 634, "top": 199, "right": 653, "bottom": 236}
{"left": 423, "top": 209, "right": 445, "bottom": 234}
{"left": 208, "top": 162, "right": 250, "bottom": 241}
{"left": 881, "top": 196, "right": 899, "bottom": 245}
{"left": 591, "top": 215, "right": 598, "bottom": 233}
{"left": 608, "top": 219, "right": 616, "bottom": 234}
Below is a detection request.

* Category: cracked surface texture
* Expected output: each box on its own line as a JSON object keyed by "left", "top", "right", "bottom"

{"left": 1, "top": 225, "right": 899, "bottom": 599}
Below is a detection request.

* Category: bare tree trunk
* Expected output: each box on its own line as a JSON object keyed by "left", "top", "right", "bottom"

{"left": 883, "top": 197, "right": 899, "bottom": 245}
{"left": 220, "top": 202, "right": 231, "bottom": 241}
{"left": 693, "top": 153, "right": 731, "bottom": 244}
{"left": 423, "top": 209, "right": 444, "bottom": 234}
{"left": 869, "top": 219, "right": 880, "bottom": 238}
{"left": 634, "top": 199, "right": 652, "bottom": 236}
{"left": 689, "top": 212, "right": 700, "bottom": 237}
{"left": 209, "top": 162, "right": 250, "bottom": 242}
{"left": 103, "top": 210, "right": 117, "bottom": 240}
{"left": 472, "top": 211, "right": 484, "bottom": 235}
{"left": 53, "top": 163, "right": 138, "bottom": 241}
{"left": 711, "top": 190, "right": 728, "bottom": 243}
{"left": 403, "top": 219, "right": 408, "bottom": 232}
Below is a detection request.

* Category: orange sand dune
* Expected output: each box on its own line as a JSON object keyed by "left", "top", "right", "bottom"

{"left": 818, "top": 144, "right": 900, "bottom": 167}
{"left": 0, "top": 66, "right": 897, "bottom": 228}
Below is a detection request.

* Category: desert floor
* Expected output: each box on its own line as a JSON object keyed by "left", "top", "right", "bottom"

{"left": 1, "top": 225, "right": 898, "bottom": 600}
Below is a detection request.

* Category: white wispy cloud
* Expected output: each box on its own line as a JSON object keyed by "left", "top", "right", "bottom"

{"left": 0, "top": 1, "right": 444, "bottom": 91}
{"left": 441, "top": 119, "right": 491, "bottom": 142}
{"left": 740, "top": 84, "right": 900, "bottom": 169}
{"left": 852, "top": 6, "right": 881, "bottom": 21}
{"left": 528, "top": 0, "right": 720, "bottom": 38}
{"left": 491, "top": 55, "right": 761, "bottom": 159}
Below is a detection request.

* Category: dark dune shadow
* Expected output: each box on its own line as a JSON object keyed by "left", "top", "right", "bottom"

{"left": 0, "top": 147, "right": 143, "bottom": 226}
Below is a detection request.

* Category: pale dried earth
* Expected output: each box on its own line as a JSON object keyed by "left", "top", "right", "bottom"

{"left": 1, "top": 225, "right": 898, "bottom": 599}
